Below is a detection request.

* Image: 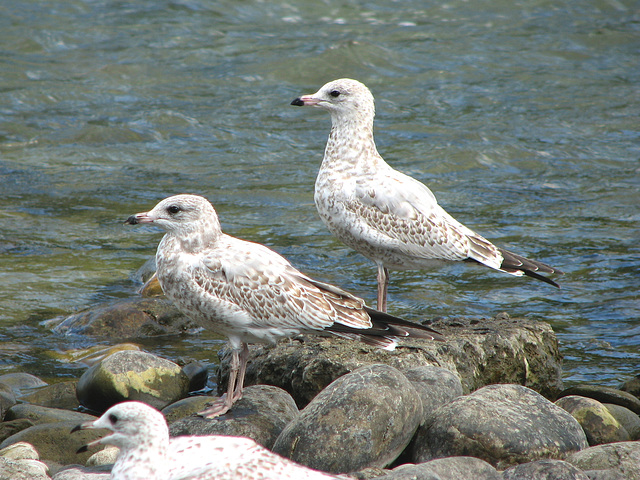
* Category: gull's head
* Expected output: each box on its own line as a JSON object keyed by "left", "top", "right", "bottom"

{"left": 72, "top": 401, "right": 168, "bottom": 452}
{"left": 291, "top": 78, "right": 375, "bottom": 123}
{"left": 125, "top": 194, "right": 221, "bottom": 240}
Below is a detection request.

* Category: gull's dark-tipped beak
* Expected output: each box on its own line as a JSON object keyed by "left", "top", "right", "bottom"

{"left": 71, "top": 419, "right": 95, "bottom": 434}
{"left": 124, "top": 212, "right": 153, "bottom": 225}
{"left": 291, "top": 95, "right": 320, "bottom": 107}
{"left": 76, "top": 444, "right": 89, "bottom": 454}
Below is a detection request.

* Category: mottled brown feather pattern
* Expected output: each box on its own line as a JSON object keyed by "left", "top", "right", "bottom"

{"left": 292, "top": 78, "right": 562, "bottom": 311}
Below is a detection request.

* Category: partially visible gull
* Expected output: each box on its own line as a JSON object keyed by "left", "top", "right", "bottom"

{"left": 71, "top": 401, "right": 343, "bottom": 479}
{"left": 291, "top": 78, "right": 562, "bottom": 312}
{"left": 125, "top": 194, "right": 443, "bottom": 417}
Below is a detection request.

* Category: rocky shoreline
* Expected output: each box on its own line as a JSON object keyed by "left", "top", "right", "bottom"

{"left": 1, "top": 297, "right": 640, "bottom": 479}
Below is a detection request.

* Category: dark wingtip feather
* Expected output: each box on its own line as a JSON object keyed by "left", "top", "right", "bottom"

{"left": 325, "top": 308, "right": 445, "bottom": 346}
{"left": 498, "top": 248, "right": 563, "bottom": 288}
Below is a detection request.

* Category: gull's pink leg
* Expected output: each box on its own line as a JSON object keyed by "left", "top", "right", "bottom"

{"left": 377, "top": 265, "right": 389, "bottom": 313}
{"left": 198, "top": 345, "right": 243, "bottom": 419}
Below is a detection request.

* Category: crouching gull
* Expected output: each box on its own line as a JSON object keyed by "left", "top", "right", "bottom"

{"left": 291, "top": 78, "right": 562, "bottom": 312}
{"left": 71, "top": 401, "right": 344, "bottom": 479}
{"left": 125, "top": 194, "right": 443, "bottom": 418}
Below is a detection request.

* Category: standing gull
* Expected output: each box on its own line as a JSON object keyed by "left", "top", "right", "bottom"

{"left": 125, "top": 194, "right": 443, "bottom": 418}
{"left": 291, "top": 78, "right": 562, "bottom": 312}
{"left": 71, "top": 401, "right": 343, "bottom": 479}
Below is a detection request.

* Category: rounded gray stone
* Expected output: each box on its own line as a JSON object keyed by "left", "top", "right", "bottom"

{"left": 376, "top": 456, "right": 501, "bottom": 480}
{"left": 604, "top": 403, "right": 640, "bottom": 440}
{"left": 555, "top": 395, "right": 630, "bottom": 445}
{"left": 168, "top": 385, "right": 298, "bottom": 449}
{"left": 18, "top": 381, "right": 79, "bottom": 410}
{"left": 273, "top": 364, "right": 423, "bottom": 474}
{"left": 0, "top": 383, "right": 16, "bottom": 419}
{"left": 412, "top": 384, "right": 588, "bottom": 469}
{"left": 4, "top": 404, "right": 97, "bottom": 426}
{"left": 558, "top": 384, "right": 640, "bottom": 415}
{"left": 502, "top": 459, "right": 591, "bottom": 480}
{"left": 0, "top": 373, "right": 48, "bottom": 395}
{"left": 0, "top": 421, "right": 107, "bottom": 465}
{"left": 76, "top": 350, "right": 190, "bottom": 412}
{"left": 52, "top": 297, "right": 197, "bottom": 338}
{"left": 566, "top": 441, "right": 640, "bottom": 479}
{"left": 0, "top": 457, "right": 50, "bottom": 480}
{"left": 402, "top": 366, "right": 463, "bottom": 416}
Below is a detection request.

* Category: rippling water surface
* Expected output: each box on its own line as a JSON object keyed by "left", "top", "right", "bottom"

{"left": 0, "top": 0, "right": 638, "bottom": 386}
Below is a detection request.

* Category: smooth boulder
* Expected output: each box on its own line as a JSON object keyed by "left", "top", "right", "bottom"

{"left": 412, "top": 384, "right": 588, "bottom": 469}
{"left": 169, "top": 385, "right": 298, "bottom": 449}
{"left": 273, "top": 364, "right": 423, "bottom": 474}
{"left": 375, "top": 456, "right": 501, "bottom": 480}
{"left": 502, "top": 459, "right": 591, "bottom": 480}
{"left": 76, "top": 350, "right": 190, "bottom": 412}
{"left": 555, "top": 395, "right": 630, "bottom": 445}
{"left": 224, "top": 314, "right": 563, "bottom": 408}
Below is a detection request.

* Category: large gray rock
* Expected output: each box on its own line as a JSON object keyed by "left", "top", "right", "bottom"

{"left": 0, "top": 373, "right": 47, "bottom": 395}
{"left": 273, "top": 364, "right": 423, "bottom": 474}
{"left": 4, "top": 404, "right": 96, "bottom": 426}
{"left": 412, "top": 384, "right": 588, "bottom": 469}
{"left": 18, "top": 381, "right": 79, "bottom": 410}
{"left": 375, "top": 456, "right": 500, "bottom": 480}
{"left": 0, "top": 420, "right": 34, "bottom": 445}
{"left": 402, "top": 366, "right": 463, "bottom": 417}
{"left": 620, "top": 374, "right": 640, "bottom": 400}
{"left": 558, "top": 385, "right": 640, "bottom": 415}
{"left": 169, "top": 385, "right": 298, "bottom": 449}
{"left": 555, "top": 395, "right": 630, "bottom": 445}
{"left": 604, "top": 403, "right": 640, "bottom": 440}
{"left": 222, "top": 314, "right": 562, "bottom": 408}
{"left": 566, "top": 441, "right": 640, "bottom": 480}
{"left": 0, "top": 384, "right": 16, "bottom": 420}
{"left": 0, "top": 421, "right": 107, "bottom": 465}
{"left": 53, "top": 466, "right": 110, "bottom": 480}
{"left": 52, "top": 296, "right": 198, "bottom": 338}
{"left": 76, "top": 350, "right": 190, "bottom": 412}
{"left": 502, "top": 459, "right": 591, "bottom": 480}
{"left": 0, "top": 457, "right": 49, "bottom": 480}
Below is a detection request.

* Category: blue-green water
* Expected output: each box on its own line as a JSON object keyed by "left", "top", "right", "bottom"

{"left": 0, "top": 0, "right": 638, "bottom": 387}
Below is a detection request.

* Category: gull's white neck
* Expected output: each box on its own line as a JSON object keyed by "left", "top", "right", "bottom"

{"left": 166, "top": 217, "right": 221, "bottom": 254}
{"left": 322, "top": 109, "right": 383, "bottom": 176}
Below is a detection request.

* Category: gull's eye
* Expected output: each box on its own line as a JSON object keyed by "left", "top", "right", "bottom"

{"left": 108, "top": 413, "right": 118, "bottom": 425}
{"left": 167, "top": 205, "right": 181, "bottom": 215}
{"left": 329, "top": 90, "right": 341, "bottom": 98}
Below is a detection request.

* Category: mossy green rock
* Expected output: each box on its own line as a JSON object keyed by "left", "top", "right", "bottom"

{"left": 76, "top": 350, "right": 189, "bottom": 413}
{"left": 555, "top": 395, "right": 630, "bottom": 445}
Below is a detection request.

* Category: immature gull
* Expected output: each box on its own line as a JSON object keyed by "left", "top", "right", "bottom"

{"left": 291, "top": 78, "right": 562, "bottom": 312}
{"left": 71, "top": 401, "right": 342, "bottom": 479}
{"left": 125, "top": 194, "right": 443, "bottom": 417}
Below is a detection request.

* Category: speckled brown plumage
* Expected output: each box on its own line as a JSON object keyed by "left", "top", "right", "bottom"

{"left": 125, "top": 195, "right": 443, "bottom": 417}
{"left": 73, "top": 401, "right": 342, "bottom": 479}
{"left": 291, "top": 78, "right": 562, "bottom": 312}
